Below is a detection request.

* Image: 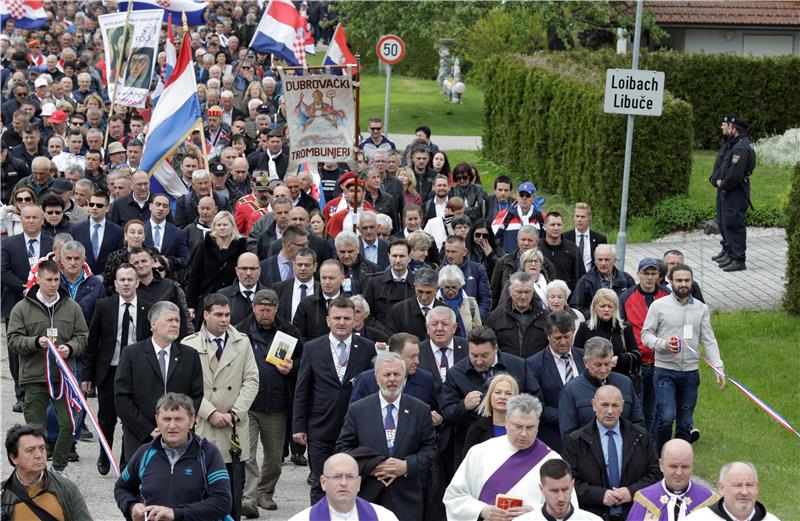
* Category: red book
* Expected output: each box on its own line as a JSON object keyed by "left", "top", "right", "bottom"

{"left": 495, "top": 494, "right": 524, "bottom": 510}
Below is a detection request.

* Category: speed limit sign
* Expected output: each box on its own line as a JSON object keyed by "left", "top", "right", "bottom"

{"left": 376, "top": 35, "right": 406, "bottom": 65}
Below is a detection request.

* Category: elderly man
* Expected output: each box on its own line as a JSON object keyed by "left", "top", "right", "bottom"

{"left": 288, "top": 453, "right": 399, "bottom": 521}
{"left": 359, "top": 211, "right": 390, "bottom": 270}
{"left": 235, "top": 172, "right": 271, "bottom": 235}
{"left": 491, "top": 224, "right": 555, "bottom": 309}
{"left": 109, "top": 170, "right": 156, "bottom": 225}
{"left": 570, "top": 244, "right": 635, "bottom": 319}
{"left": 442, "top": 235, "right": 492, "bottom": 318}
{"left": 386, "top": 267, "right": 442, "bottom": 340}
{"left": 562, "top": 385, "right": 661, "bottom": 519}
{"left": 684, "top": 462, "right": 779, "bottom": 521}
{"left": 336, "top": 231, "right": 380, "bottom": 296}
{"left": 629, "top": 439, "right": 718, "bottom": 519}
{"left": 336, "top": 351, "right": 438, "bottom": 521}
{"left": 485, "top": 271, "right": 549, "bottom": 358}
{"left": 175, "top": 169, "right": 230, "bottom": 227}
{"left": 444, "top": 394, "right": 578, "bottom": 521}
{"left": 349, "top": 295, "right": 390, "bottom": 343}
{"left": 14, "top": 156, "right": 54, "bottom": 201}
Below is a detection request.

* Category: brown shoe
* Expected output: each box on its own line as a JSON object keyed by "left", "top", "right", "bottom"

{"left": 257, "top": 497, "right": 277, "bottom": 511}
{"left": 242, "top": 501, "right": 260, "bottom": 518}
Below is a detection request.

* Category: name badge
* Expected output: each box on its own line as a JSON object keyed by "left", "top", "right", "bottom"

{"left": 683, "top": 324, "right": 693, "bottom": 340}
{"left": 46, "top": 328, "right": 58, "bottom": 339}
{"left": 385, "top": 428, "right": 396, "bottom": 447}
{"left": 342, "top": 278, "right": 353, "bottom": 293}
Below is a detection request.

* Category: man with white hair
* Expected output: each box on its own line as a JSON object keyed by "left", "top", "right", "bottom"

{"left": 685, "top": 462, "right": 780, "bottom": 521}
{"left": 220, "top": 89, "right": 245, "bottom": 126}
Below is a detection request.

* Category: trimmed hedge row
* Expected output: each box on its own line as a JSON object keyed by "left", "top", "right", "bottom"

{"left": 784, "top": 162, "right": 800, "bottom": 314}
{"left": 483, "top": 54, "right": 694, "bottom": 225}
{"left": 563, "top": 49, "right": 800, "bottom": 148}
{"left": 644, "top": 195, "right": 784, "bottom": 237}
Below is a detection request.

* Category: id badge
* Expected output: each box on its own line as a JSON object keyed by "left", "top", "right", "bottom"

{"left": 46, "top": 328, "right": 58, "bottom": 340}
{"left": 683, "top": 324, "right": 693, "bottom": 340}
{"left": 342, "top": 278, "right": 353, "bottom": 293}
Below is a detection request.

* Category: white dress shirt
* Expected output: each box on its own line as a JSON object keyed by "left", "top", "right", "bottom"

{"left": 90, "top": 217, "right": 106, "bottom": 248}
{"left": 113, "top": 296, "right": 137, "bottom": 366}
{"left": 24, "top": 232, "right": 42, "bottom": 266}
{"left": 575, "top": 228, "right": 592, "bottom": 271}
{"left": 329, "top": 333, "right": 352, "bottom": 381}
{"left": 430, "top": 339, "right": 455, "bottom": 382}
{"left": 379, "top": 392, "right": 401, "bottom": 450}
{"left": 549, "top": 347, "right": 578, "bottom": 385}
{"left": 150, "top": 218, "right": 165, "bottom": 251}
{"left": 292, "top": 278, "right": 315, "bottom": 320}
{"left": 152, "top": 340, "right": 172, "bottom": 379}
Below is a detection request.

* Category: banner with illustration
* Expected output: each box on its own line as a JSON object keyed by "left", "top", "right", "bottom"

{"left": 98, "top": 9, "right": 162, "bottom": 108}
{"left": 281, "top": 72, "right": 356, "bottom": 166}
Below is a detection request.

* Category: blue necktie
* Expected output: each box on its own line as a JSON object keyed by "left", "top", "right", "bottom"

{"left": 27, "top": 238, "right": 36, "bottom": 258}
{"left": 384, "top": 403, "right": 396, "bottom": 455}
{"left": 214, "top": 337, "right": 224, "bottom": 361}
{"left": 606, "top": 430, "right": 622, "bottom": 514}
{"left": 91, "top": 223, "right": 101, "bottom": 258}
{"left": 154, "top": 224, "right": 162, "bottom": 249}
{"left": 299, "top": 283, "right": 308, "bottom": 300}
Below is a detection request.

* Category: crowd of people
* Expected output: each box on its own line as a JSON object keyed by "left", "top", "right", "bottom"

{"left": 0, "top": 1, "right": 777, "bottom": 521}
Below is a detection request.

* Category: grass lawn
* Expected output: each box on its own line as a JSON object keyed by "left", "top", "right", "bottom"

{"left": 693, "top": 310, "right": 800, "bottom": 518}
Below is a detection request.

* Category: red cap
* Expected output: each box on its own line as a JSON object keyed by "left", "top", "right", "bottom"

{"left": 337, "top": 171, "right": 363, "bottom": 188}
{"left": 49, "top": 110, "right": 68, "bottom": 124}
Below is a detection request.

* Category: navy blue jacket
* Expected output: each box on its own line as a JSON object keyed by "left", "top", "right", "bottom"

{"left": 349, "top": 367, "right": 436, "bottom": 407}
{"left": 71, "top": 219, "right": 125, "bottom": 276}
{"left": 59, "top": 273, "right": 105, "bottom": 325}
{"left": 144, "top": 221, "right": 190, "bottom": 272}
{"left": 570, "top": 266, "right": 635, "bottom": 319}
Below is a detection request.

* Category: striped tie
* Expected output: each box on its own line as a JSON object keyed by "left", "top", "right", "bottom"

{"left": 561, "top": 354, "right": 574, "bottom": 383}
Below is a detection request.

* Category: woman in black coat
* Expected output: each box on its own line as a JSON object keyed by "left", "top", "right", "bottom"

{"left": 186, "top": 210, "right": 247, "bottom": 314}
{"left": 463, "top": 374, "right": 519, "bottom": 455}
{"left": 573, "top": 288, "right": 640, "bottom": 378}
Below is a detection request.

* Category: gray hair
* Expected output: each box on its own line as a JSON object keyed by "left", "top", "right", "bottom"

{"left": 335, "top": 231, "right": 359, "bottom": 249}
{"left": 414, "top": 267, "right": 439, "bottom": 288}
{"left": 155, "top": 392, "right": 195, "bottom": 417}
{"left": 248, "top": 98, "right": 262, "bottom": 111}
{"left": 372, "top": 149, "right": 387, "bottom": 161}
{"left": 75, "top": 179, "right": 93, "bottom": 191}
{"left": 221, "top": 90, "right": 234, "bottom": 99}
{"left": 192, "top": 169, "right": 211, "bottom": 182}
{"left": 518, "top": 224, "right": 539, "bottom": 237}
{"left": 373, "top": 351, "right": 406, "bottom": 375}
{"left": 509, "top": 271, "right": 534, "bottom": 287}
{"left": 61, "top": 240, "right": 85, "bottom": 256}
{"left": 53, "top": 233, "right": 74, "bottom": 248}
{"left": 520, "top": 248, "right": 544, "bottom": 266}
{"left": 719, "top": 461, "right": 758, "bottom": 484}
{"left": 438, "top": 264, "right": 465, "bottom": 288}
{"left": 66, "top": 164, "right": 85, "bottom": 177}
{"left": 583, "top": 337, "right": 614, "bottom": 360}
{"left": 506, "top": 393, "right": 543, "bottom": 419}
{"left": 426, "top": 305, "right": 456, "bottom": 325}
{"left": 262, "top": 76, "right": 277, "bottom": 87}
{"left": 255, "top": 114, "right": 270, "bottom": 124}
{"left": 349, "top": 294, "right": 370, "bottom": 314}
{"left": 595, "top": 244, "right": 616, "bottom": 260}
{"left": 375, "top": 213, "right": 393, "bottom": 229}
{"left": 545, "top": 279, "right": 571, "bottom": 300}
{"left": 148, "top": 301, "right": 180, "bottom": 322}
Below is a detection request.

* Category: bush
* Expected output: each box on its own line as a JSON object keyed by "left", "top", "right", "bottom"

{"left": 482, "top": 53, "right": 694, "bottom": 226}
{"left": 784, "top": 162, "right": 800, "bottom": 314}
{"left": 647, "top": 196, "right": 714, "bottom": 236}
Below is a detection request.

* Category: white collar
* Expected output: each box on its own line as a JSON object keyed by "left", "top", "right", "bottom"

{"left": 391, "top": 269, "right": 407, "bottom": 281}
{"left": 120, "top": 296, "right": 137, "bottom": 308}
{"left": 294, "top": 278, "right": 313, "bottom": 289}
{"left": 379, "top": 391, "right": 401, "bottom": 411}
{"left": 206, "top": 330, "right": 227, "bottom": 345}
{"left": 36, "top": 290, "right": 59, "bottom": 308}
{"left": 90, "top": 217, "right": 106, "bottom": 227}
{"left": 23, "top": 231, "right": 41, "bottom": 242}
{"left": 150, "top": 218, "right": 165, "bottom": 229}
{"left": 576, "top": 228, "right": 590, "bottom": 236}
{"left": 549, "top": 346, "right": 571, "bottom": 359}
{"left": 238, "top": 282, "right": 257, "bottom": 294}
{"left": 329, "top": 333, "right": 352, "bottom": 348}
{"left": 432, "top": 338, "right": 454, "bottom": 351}
{"left": 152, "top": 339, "right": 171, "bottom": 354}
{"left": 722, "top": 504, "right": 756, "bottom": 521}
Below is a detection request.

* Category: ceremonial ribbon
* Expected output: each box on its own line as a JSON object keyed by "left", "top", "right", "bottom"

{"left": 676, "top": 337, "right": 800, "bottom": 439}
{"left": 44, "top": 339, "right": 121, "bottom": 476}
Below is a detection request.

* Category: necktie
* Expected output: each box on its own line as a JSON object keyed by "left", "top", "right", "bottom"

{"left": 422, "top": 306, "right": 430, "bottom": 317}
{"left": 91, "top": 223, "right": 101, "bottom": 258}
{"left": 154, "top": 224, "right": 162, "bottom": 249}
{"left": 299, "top": 283, "right": 308, "bottom": 300}
{"left": 158, "top": 349, "right": 168, "bottom": 390}
{"left": 326, "top": 298, "right": 332, "bottom": 311}
{"left": 384, "top": 403, "right": 396, "bottom": 455}
{"left": 214, "top": 337, "right": 224, "bottom": 361}
{"left": 606, "top": 431, "right": 620, "bottom": 488}
{"left": 439, "top": 348, "right": 449, "bottom": 370}
{"left": 578, "top": 233, "right": 586, "bottom": 256}
{"left": 243, "top": 290, "right": 254, "bottom": 302}
{"left": 337, "top": 341, "right": 348, "bottom": 382}
{"left": 674, "top": 496, "right": 683, "bottom": 521}
{"left": 482, "top": 367, "right": 494, "bottom": 381}
{"left": 27, "top": 238, "right": 36, "bottom": 258}
{"left": 560, "top": 354, "right": 573, "bottom": 383}
{"left": 120, "top": 303, "right": 131, "bottom": 348}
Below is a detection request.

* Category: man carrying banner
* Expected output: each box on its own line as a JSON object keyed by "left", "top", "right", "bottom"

{"left": 443, "top": 394, "right": 577, "bottom": 521}
{"left": 325, "top": 172, "right": 376, "bottom": 238}
{"left": 7, "top": 259, "right": 89, "bottom": 477}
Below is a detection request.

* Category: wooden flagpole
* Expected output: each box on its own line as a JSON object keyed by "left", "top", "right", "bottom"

{"left": 103, "top": 0, "right": 134, "bottom": 149}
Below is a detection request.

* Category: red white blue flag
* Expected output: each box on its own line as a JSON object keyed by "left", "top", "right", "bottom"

{"left": 249, "top": 0, "right": 307, "bottom": 66}
{"left": 0, "top": 0, "right": 48, "bottom": 29}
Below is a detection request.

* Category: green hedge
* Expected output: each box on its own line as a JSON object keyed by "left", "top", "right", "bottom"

{"left": 483, "top": 54, "right": 694, "bottom": 225}
{"left": 784, "top": 162, "right": 800, "bottom": 314}
{"left": 349, "top": 33, "right": 439, "bottom": 79}
{"left": 644, "top": 195, "right": 784, "bottom": 237}
{"left": 562, "top": 49, "right": 800, "bottom": 148}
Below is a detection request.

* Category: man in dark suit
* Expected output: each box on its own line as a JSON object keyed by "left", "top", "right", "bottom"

{"left": 336, "top": 351, "right": 438, "bottom": 521}
{"left": 564, "top": 202, "right": 608, "bottom": 273}
{"left": 114, "top": 301, "right": 204, "bottom": 466}
{"left": 259, "top": 224, "right": 307, "bottom": 287}
{"left": 385, "top": 267, "right": 441, "bottom": 340}
{"left": 82, "top": 264, "right": 151, "bottom": 475}
{"left": 219, "top": 252, "right": 265, "bottom": 326}
{"left": 71, "top": 190, "right": 125, "bottom": 275}
{"left": 526, "top": 310, "right": 586, "bottom": 453}
{"left": 129, "top": 247, "right": 191, "bottom": 339}
{"left": 143, "top": 193, "right": 190, "bottom": 273}
{"left": 562, "top": 385, "right": 661, "bottom": 519}
{"left": 292, "top": 298, "right": 377, "bottom": 504}
{"left": 284, "top": 172, "right": 319, "bottom": 213}
{"left": 273, "top": 247, "right": 319, "bottom": 322}
{"left": 247, "top": 129, "right": 289, "bottom": 179}
{"left": 335, "top": 231, "right": 380, "bottom": 296}
{"left": 363, "top": 239, "right": 416, "bottom": 325}
{"left": 108, "top": 171, "right": 166, "bottom": 225}
{"left": 263, "top": 208, "right": 333, "bottom": 265}
{"left": 292, "top": 259, "right": 345, "bottom": 341}
{"left": 358, "top": 212, "right": 390, "bottom": 271}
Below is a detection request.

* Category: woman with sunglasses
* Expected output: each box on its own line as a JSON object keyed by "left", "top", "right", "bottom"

{"left": 1, "top": 186, "right": 36, "bottom": 236}
{"left": 465, "top": 218, "right": 500, "bottom": 279}
{"left": 449, "top": 162, "right": 486, "bottom": 223}
{"left": 103, "top": 219, "right": 153, "bottom": 294}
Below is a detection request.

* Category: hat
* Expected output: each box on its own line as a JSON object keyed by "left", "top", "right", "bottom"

{"left": 252, "top": 289, "right": 278, "bottom": 306}
{"left": 207, "top": 105, "right": 223, "bottom": 117}
{"left": 256, "top": 103, "right": 272, "bottom": 115}
{"left": 518, "top": 181, "right": 537, "bottom": 194}
{"left": 49, "top": 110, "right": 68, "bottom": 124}
{"left": 254, "top": 173, "right": 271, "bottom": 188}
{"left": 337, "top": 171, "right": 363, "bottom": 188}
{"left": 638, "top": 257, "right": 660, "bottom": 272}
{"left": 51, "top": 178, "right": 73, "bottom": 194}
{"left": 28, "top": 39, "right": 40, "bottom": 47}
{"left": 34, "top": 76, "right": 49, "bottom": 88}
{"left": 211, "top": 161, "right": 227, "bottom": 176}
{"left": 40, "top": 103, "right": 56, "bottom": 117}
{"left": 246, "top": 49, "right": 256, "bottom": 57}
{"left": 107, "top": 141, "right": 126, "bottom": 155}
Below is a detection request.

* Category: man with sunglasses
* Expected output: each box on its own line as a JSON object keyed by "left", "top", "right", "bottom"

{"left": 491, "top": 181, "right": 546, "bottom": 254}
{"left": 1, "top": 81, "right": 32, "bottom": 123}
{"left": 72, "top": 191, "right": 125, "bottom": 275}
{"left": 0, "top": 142, "right": 30, "bottom": 205}
{"left": 235, "top": 173, "right": 272, "bottom": 235}
{"left": 40, "top": 194, "right": 72, "bottom": 237}
{"left": 358, "top": 117, "right": 396, "bottom": 162}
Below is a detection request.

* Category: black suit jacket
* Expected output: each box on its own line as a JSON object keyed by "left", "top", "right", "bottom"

{"left": 219, "top": 280, "right": 266, "bottom": 327}
{"left": 525, "top": 347, "right": 585, "bottom": 452}
{"left": 360, "top": 238, "right": 390, "bottom": 271}
{"left": 72, "top": 219, "right": 125, "bottom": 275}
{"left": 385, "top": 297, "right": 444, "bottom": 341}
{"left": 258, "top": 254, "right": 283, "bottom": 288}
{"left": 108, "top": 193, "right": 175, "bottom": 226}
{"left": 144, "top": 221, "right": 190, "bottom": 271}
{"left": 83, "top": 296, "right": 152, "bottom": 387}
{"left": 562, "top": 417, "right": 662, "bottom": 518}
{"left": 0, "top": 233, "right": 53, "bottom": 317}
{"left": 292, "top": 335, "right": 376, "bottom": 442}
{"left": 417, "top": 336, "right": 468, "bottom": 450}
{"left": 273, "top": 278, "right": 320, "bottom": 322}
{"left": 291, "top": 291, "right": 338, "bottom": 341}
{"left": 114, "top": 339, "right": 204, "bottom": 443}
{"left": 564, "top": 229, "right": 608, "bottom": 270}
{"left": 265, "top": 233, "right": 333, "bottom": 265}
{"left": 335, "top": 394, "right": 438, "bottom": 521}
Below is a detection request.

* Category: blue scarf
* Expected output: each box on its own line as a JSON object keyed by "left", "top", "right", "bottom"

{"left": 439, "top": 288, "right": 467, "bottom": 337}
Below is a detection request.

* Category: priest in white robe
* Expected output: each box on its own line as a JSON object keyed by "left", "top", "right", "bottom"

{"left": 444, "top": 394, "right": 578, "bottom": 521}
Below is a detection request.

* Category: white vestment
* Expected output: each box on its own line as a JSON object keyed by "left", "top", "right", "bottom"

{"left": 685, "top": 507, "right": 781, "bottom": 521}
{"left": 443, "top": 436, "right": 578, "bottom": 521}
{"left": 516, "top": 506, "right": 602, "bottom": 521}
{"left": 287, "top": 502, "right": 399, "bottom": 521}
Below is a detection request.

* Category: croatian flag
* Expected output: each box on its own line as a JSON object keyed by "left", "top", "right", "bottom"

{"left": 118, "top": 0, "right": 207, "bottom": 26}
{"left": 151, "top": 14, "right": 176, "bottom": 107}
{"left": 0, "top": 0, "right": 48, "bottom": 29}
{"left": 140, "top": 29, "right": 201, "bottom": 200}
{"left": 249, "top": 0, "right": 306, "bottom": 66}
{"left": 323, "top": 24, "right": 358, "bottom": 75}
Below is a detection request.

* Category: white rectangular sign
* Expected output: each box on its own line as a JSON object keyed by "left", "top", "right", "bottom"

{"left": 604, "top": 68, "right": 665, "bottom": 116}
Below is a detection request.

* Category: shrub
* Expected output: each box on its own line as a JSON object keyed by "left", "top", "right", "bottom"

{"left": 784, "top": 162, "right": 800, "bottom": 314}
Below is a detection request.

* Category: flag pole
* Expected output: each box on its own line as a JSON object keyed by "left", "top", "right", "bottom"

{"left": 183, "top": 11, "right": 210, "bottom": 172}
{"left": 103, "top": 0, "right": 134, "bottom": 150}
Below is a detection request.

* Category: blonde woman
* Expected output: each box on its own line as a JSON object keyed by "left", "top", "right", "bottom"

{"left": 240, "top": 80, "right": 267, "bottom": 113}
{"left": 186, "top": 211, "right": 247, "bottom": 314}
{"left": 438, "top": 264, "right": 481, "bottom": 337}
{"left": 397, "top": 167, "right": 422, "bottom": 207}
{"left": 463, "top": 374, "right": 519, "bottom": 454}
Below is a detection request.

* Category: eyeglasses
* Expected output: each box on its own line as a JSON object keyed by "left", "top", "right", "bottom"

{"left": 241, "top": 66, "right": 251, "bottom": 70}
{"left": 454, "top": 175, "right": 469, "bottom": 181}
{"left": 323, "top": 474, "right": 359, "bottom": 483}
{"left": 45, "top": 210, "right": 63, "bottom": 215}
{"left": 87, "top": 202, "right": 107, "bottom": 208}
{"left": 369, "top": 127, "right": 382, "bottom": 131}
{"left": 15, "top": 196, "right": 33, "bottom": 203}
{"left": 473, "top": 232, "right": 488, "bottom": 239}
{"left": 518, "top": 192, "right": 532, "bottom": 198}
{"left": 524, "top": 259, "right": 542, "bottom": 265}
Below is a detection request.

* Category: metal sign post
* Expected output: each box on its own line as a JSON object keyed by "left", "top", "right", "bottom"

{"left": 384, "top": 64, "right": 392, "bottom": 134}
{"left": 376, "top": 35, "right": 406, "bottom": 136}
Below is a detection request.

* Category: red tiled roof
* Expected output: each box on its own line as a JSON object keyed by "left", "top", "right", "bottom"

{"left": 646, "top": 1, "right": 800, "bottom": 26}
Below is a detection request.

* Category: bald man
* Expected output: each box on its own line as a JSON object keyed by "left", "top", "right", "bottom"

{"left": 684, "top": 462, "right": 780, "bottom": 521}
{"left": 288, "top": 453, "right": 399, "bottom": 521}
{"left": 629, "top": 439, "right": 717, "bottom": 519}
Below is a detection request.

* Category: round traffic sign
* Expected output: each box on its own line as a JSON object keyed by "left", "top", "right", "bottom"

{"left": 376, "top": 35, "right": 406, "bottom": 65}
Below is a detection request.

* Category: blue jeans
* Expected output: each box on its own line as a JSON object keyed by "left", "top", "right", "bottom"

{"left": 638, "top": 364, "right": 658, "bottom": 442}
{"left": 654, "top": 367, "right": 699, "bottom": 452}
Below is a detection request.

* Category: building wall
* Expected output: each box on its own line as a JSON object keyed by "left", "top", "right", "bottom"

{"left": 662, "top": 27, "right": 800, "bottom": 56}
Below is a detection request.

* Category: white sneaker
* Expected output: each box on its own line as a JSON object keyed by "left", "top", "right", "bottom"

{"left": 50, "top": 465, "right": 70, "bottom": 480}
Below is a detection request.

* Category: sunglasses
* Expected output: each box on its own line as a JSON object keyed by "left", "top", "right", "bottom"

{"left": 369, "top": 127, "right": 382, "bottom": 131}
{"left": 15, "top": 92, "right": 28, "bottom": 97}
{"left": 87, "top": 202, "right": 107, "bottom": 208}
{"left": 473, "top": 232, "right": 488, "bottom": 239}
{"left": 16, "top": 196, "right": 33, "bottom": 202}
{"left": 45, "top": 210, "right": 63, "bottom": 215}
{"left": 454, "top": 175, "right": 469, "bottom": 181}
{"left": 518, "top": 192, "right": 532, "bottom": 198}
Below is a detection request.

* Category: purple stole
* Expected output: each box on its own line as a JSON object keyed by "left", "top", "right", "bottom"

{"left": 307, "top": 496, "right": 380, "bottom": 521}
{"left": 628, "top": 480, "right": 717, "bottom": 520}
{"left": 478, "top": 439, "right": 551, "bottom": 504}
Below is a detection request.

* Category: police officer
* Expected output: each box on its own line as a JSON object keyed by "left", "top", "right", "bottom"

{"left": 709, "top": 115, "right": 736, "bottom": 264}
{"left": 715, "top": 115, "right": 756, "bottom": 272}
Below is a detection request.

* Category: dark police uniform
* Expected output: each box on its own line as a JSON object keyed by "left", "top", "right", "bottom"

{"left": 717, "top": 119, "right": 756, "bottom": 269}
{"left": 709, "top": 119, "right": 735, "bottom": 259}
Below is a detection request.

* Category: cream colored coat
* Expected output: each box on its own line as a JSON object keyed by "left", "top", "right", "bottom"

{"left": 183, "top": 325, "right": 260, "bottom": 463}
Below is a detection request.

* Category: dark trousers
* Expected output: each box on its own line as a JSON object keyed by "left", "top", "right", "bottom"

{"left": 638, "top": 364, "right": 658, "bottom": 442}
{"left": 8, "top": 348, "right": 22, "bottom": 399}
{"left": 96, "top": 367, "right": 118, "bottom": 462}
{"left": 307, "top": 440, "right": 335, "bottom": 504}
{"left": 721, "top": 189, "right": 748, "bottom": 261}
{"left": 715, "top": 188, "right": 727, "bottom": 252}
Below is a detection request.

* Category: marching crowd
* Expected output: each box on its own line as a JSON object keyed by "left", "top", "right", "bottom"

{"left": 0, "top": 1, "right": 776, "bottom": 521}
